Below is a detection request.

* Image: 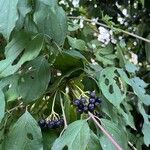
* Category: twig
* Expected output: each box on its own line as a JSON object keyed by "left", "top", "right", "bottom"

{"left": 68, "top": 16, "right": 150, "bottom": 43}
{"left": 88, "top": 112, "right": 123, "bottom": 150}
{"left": 6, "top": 102, "right": 23, "bottom": 114}
{"left": 128, "top": 141, "right": 137, "bottom": 150}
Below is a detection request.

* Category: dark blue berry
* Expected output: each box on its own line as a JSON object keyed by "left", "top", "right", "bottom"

{"left": 90, "top": 91, "right": 96, "bottom": 98}
{"left": 78, "top": 104, "right": 84, "bottom": 109}
{"left": 80, "top": 97, "right": 86, "bottom": 104}
{"left": 73, "top": 99, "right": 81, "bottom": 106}
{"left": 77, "top": 108, "right": 83, "bottom": 114}
{"left": 59, "top": 118, "right": 64, "bottom": 126}
{"left": 47, "top": 120, "right": 55, "bottom": 129}
{"left": 89, "top": 98, "right": 96, "bottom": 104}
{"left": 38, "top": 119, "right": 46, "bottom": 128}
{"left": 53, "top": 120, "right": 59, "bottom": 128}
{"left": 95, "top": 97, "right": 102, "bottom": 105}
{"left": 83, "top": 106, "right": 88, "bottom": 113}
{"left": 88, "top": 103, "right": 95, "bottom": 112}
{"left": 56, "top": 120, "right": 61, "bottom": 127}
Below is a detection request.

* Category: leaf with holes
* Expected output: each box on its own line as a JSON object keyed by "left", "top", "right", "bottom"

{"left": 98, "top": 67, "right": 126, "bottom": 107}
{"left": 0, "top": 90, "right": 5, "bottom": 123}
{"left": 52, "top": 120, "right": 90, "bottom": 150}
{"left": 17, "top": 56, "right": 51, "bottom": 103}
{"left": 0, "top": 0, "right": 19, "bottom": 41}
{"left": 5, "top": 111, "right": 43, "bottom": 150}
{"left": 100, "top": 119, "right": 128, "bottom": 150}
{"left": 34, "top": 0, "right": 67, "bottom": 45}
{"left": 0, "top": 32, "right": 44, "bottom": 78}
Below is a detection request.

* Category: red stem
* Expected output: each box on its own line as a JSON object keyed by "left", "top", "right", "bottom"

{"left": 88, "top": 112, "right": 123, "bottom": 150}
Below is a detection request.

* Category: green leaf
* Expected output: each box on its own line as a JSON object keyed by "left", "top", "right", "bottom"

{"left": 130, "top": 77, "right": 150, "bottom": 105}
{"left": 52, "top": 120, "right": 90, "bottom": 150}
{"left": 42, "top": 131, "right": 57, "bottom": 150}
{"left": 0, "top": 0, "right": 19, "bottom": 40}
{"left": 17, "top": 56, "right": 51, "bottom": 103}
{"left": 98, "top": 67, "right": 125, "bottom": 107}
{"left": 87, "top": 131, "right": 102, "bottom": 150}
{"left": 100, "top": 119, "right": 128, "bottom": 150}
{"left": 67, "top": 36, "right": 87, "bottom": 51}
{"left": 34, "top": 0, "right": 67, "bottom": 45}
{"left": 125, "top": 62, "right": 139, "bottom": 73}
{"left": 138, "top": 102, "right": 150, "bottom": 146}
{"left": 54, "top": 52, "right": 84, "bottom": 73}
{"left": 0, "top": 90, "right": 5, "bottom": 123}
{"left": 0, "top": 32, "right": 44, "bottom": 78}
{"left": 5, "top": 111, "right": 43, "bottom": 150}
{"left": 64, "top": 50, "right": 87, "bottom": 60}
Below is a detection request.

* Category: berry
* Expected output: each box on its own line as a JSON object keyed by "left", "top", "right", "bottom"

{"left": 95, "top": 97, "right": 102, "bottom": 105}
{"left": 83, "top": 106, "right": 88, "bottom": 113}
{"left": 88, "top": 103, "right": 95, "bottom": 112}
{"left": 90, "top": 91, "right": 96, "bottom": 98}
{"left": 77, "top": 108, "right": 83, "bottom": 114}
{"left": 56, "top": 119, "right": 61, "bottom": 127}
{"left": 80, "top": 97, "right": 86, "bottom": 104}
{"left": 73, "top": 99, "right": 81, "bottom": 106}
{"left": 38, "top": 119, "right": 46, "bottom": 129}
{"left": 78, "top": 104, "right": 84, "bottom": 109}
{"left": 53, "top": 120, "right": 59, "bottom": 128}
{"left": 89, "top": 98, "right": 96, "bottom": 104}
{"left": 59, "top": 118, "right": 64, "bottom": 126}
{"left": 47, "top": 120, "right": 55, "bottom": 129}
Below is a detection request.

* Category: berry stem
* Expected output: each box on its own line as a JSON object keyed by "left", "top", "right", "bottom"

{"left": 51, "top": 91, "right": 58, "bottom": 113}
{"left": 88, "top": 112, "right": 123, "bottom": 150}
{"left": 60, "top": 92, "right": 68, "bottom": 129}
{"left": 74, "top": 84, "right": 88, "bottom": 98}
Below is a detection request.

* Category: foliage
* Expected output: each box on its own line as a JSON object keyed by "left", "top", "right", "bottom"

{"left": 0, "top": 0, "right": 150, "bottom": 150}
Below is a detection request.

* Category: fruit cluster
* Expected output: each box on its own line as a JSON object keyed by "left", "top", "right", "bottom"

{"left": 38, "top": 118, "right": 64, "bottom": 130}
{"left": 73, "top": 91, "right": 102, "bottom": 114}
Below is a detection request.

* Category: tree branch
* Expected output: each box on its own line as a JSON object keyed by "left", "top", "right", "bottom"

{"left": 68, "top": 16, "right": 150, "bottom": 43}
{"left": 88, "top": 112, "right": 123, "bottom": 150}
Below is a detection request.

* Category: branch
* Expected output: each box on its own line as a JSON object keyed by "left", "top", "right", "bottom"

{"left": 88, "top": 112, "right": 123, "bottom": 150}
{"left": 68, "top": 16, "right": 150, "bottom": 43}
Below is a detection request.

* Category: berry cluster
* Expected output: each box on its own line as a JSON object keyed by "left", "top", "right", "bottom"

{"left": 73, "top": 91, "right": 102, "bottom": 114}
{"left": 38, "top": 118, "right": 64, "bottom": 130}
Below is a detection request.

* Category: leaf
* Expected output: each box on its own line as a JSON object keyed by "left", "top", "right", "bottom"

{"left": 5, "top": 111, "right": 43, "bottom": 150}
{"left": 0, "top": 32, "right": 44, "bottom": 78}
{"left": 0, "top": 0, "right": 19, "bottom": 40}
{"left": 17, "top": 56, "right": 51, "bottom": 103}
{"left": 67, "top": 36, "right": 87, "bottom": 51}
{"left": 100, "top": 119, "right": 128, "bottom": 150}
{"left": 0, "top": 90, "right": 5, "bottom": 123}
{"left": 98, "top": 67, "right": 125, "bottom": 107}
{"left": 52, "top": 120, "right": 90, "bottom": 150}
{"left": 42, "top": 131, "right": 57, "bottom": 150}
{"left": 34, "top": 0, "right": 67, "bottom": 45}
{"left": 125, "top": 62, "right": 139, "bottom": 73}
{"left": 64, "top": 50, "right": 87, "bottom": 60}
{"left": 130, "top": 77, "right": 150, "bottom": 106}
{"left": 138, "top": 102, "right": 150, "bottom": 146}
{"left": 145, "top": 34, "right": 150, "bottom": 63}
{"left": 87, "top": 131, "right": 102, "bottom": 150}
{"left": 54, "top": 52, "right": 84, "bottom": 73}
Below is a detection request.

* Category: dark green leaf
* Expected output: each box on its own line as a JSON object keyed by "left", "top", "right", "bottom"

{"left": 5, "top": 111, "right": 43, "bottom": 150}
{"left": 17, "top": 56, "right": 51, "bottom": 103}
{"left": 52, "top": 120, "right": 90, "bottom": 150}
